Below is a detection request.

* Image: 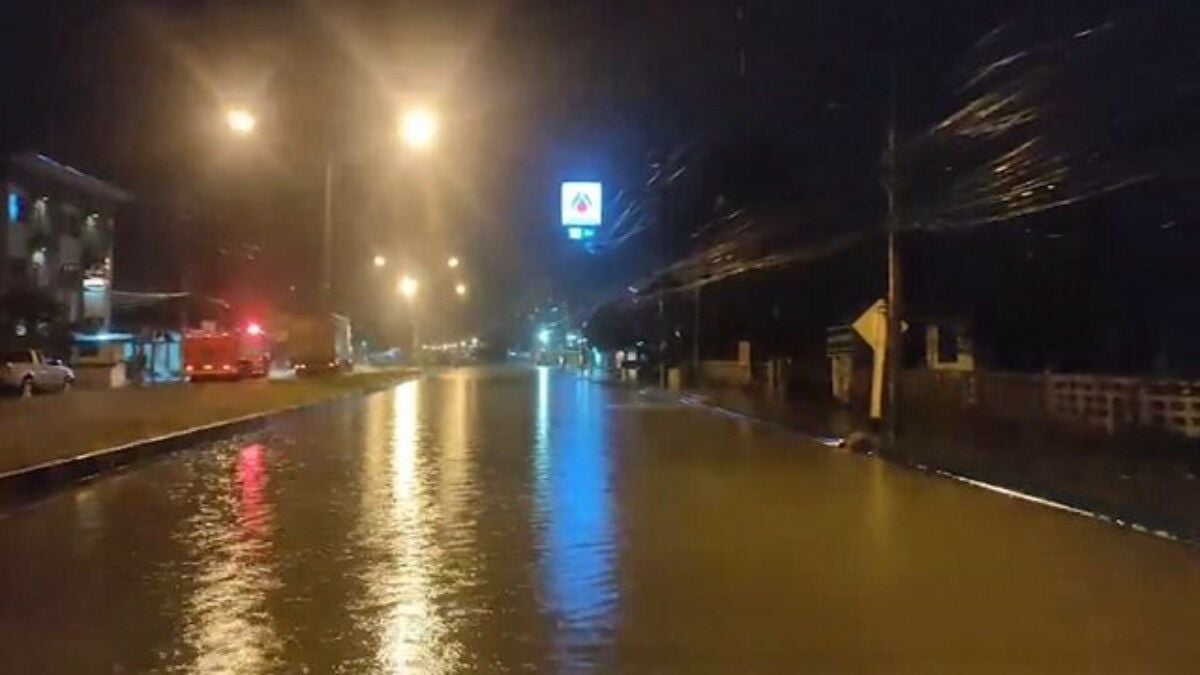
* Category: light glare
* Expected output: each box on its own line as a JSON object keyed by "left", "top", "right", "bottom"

{"left": 401, "top": 108, "right": 438, "bottom": 149}
{"left": 398, "top": 275, "right": 419, "bottom": 299}
{"left": 226, "top": 108, "right": 257, "bottom": 135}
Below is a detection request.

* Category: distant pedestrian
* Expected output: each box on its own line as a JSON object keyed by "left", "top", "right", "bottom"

{"left": 133, "top": 350, "right": 148, "bottom": 386}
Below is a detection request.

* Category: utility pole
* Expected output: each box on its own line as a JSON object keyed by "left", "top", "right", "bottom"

{"left": 175, "top": 185, "right": 192, "bottom": 332}
{"left": 884, "top": 130, "right": 902, "bottom": 449}
{"left": 692, "top": 284, "right": 701, "bottom": 378}
{"left": 658, "top": 179, "right": 671, "bottom": 389}
{"left": 883, "top": 6, "right": 903, "bottom": 452}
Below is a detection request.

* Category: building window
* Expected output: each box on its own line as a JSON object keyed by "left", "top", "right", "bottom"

{"left": 938, "top": 326, "right": 960, "bottom": 364}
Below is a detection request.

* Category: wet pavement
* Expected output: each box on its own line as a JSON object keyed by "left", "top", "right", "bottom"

{"left": 2, "top": 365, "right": 1199, "bottom": 673}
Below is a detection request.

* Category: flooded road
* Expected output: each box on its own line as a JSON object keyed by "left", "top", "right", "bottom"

{"left": 2, "top": 366, "right": 1199, "bottom": 673}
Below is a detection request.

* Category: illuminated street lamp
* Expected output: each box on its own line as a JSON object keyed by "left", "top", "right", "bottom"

{"left": 455, "top": 282, "right": 467, "bottom": 297}
{"left": 400, "top": 108, "right": 438, "bottom": 150}
{"left": 224, "top": 105, "right": 440, "bottom": 311}
{"left": 447, "top": 256, "right": 460, "bottom": 269}
{"left": 225, "top": 107, "right": 257, "bottom": 135}
{"left": 397, "top": 274, "right": 419, "bottom": 300}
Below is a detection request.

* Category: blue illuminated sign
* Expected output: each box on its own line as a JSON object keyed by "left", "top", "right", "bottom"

{"left": 7, "top": 192, "right": 20, "bottom": 224}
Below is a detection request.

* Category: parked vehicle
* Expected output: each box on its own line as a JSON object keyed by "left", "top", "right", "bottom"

{"left": 284, "top": 313, "right": 353, "bottom": 375}
{"left": 183, "top": 331, "right": 242, "bottom": 381}
{"left": 1, "top": 349, "right": 74, "bottom": 397}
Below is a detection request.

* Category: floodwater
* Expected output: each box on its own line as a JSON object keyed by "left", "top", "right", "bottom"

{"left": 2, "top": 366, "right": 1199, "bottom": 673}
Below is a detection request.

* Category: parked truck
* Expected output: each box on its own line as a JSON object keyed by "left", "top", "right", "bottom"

{"left": 282, "top": 313, "right": 353, "bottom": 375}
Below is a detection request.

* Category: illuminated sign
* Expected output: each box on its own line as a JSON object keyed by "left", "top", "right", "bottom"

{"left": 7, "top": 192, "right": 21, "bottom": 224}
{"left": 82, "top": 276, "right": 110, "bottom": 291}
{"left": 561, "top": 182, "right": 602, "bottom": 227}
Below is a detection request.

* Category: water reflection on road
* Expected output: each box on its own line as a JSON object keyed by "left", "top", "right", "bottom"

{"left": 1, "top": 365, "right": 1200, "bottom": 673}
{"left": 534, "top": 366, "right": 616, "bottom": 669}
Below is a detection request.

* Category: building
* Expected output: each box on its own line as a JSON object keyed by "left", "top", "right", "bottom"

{"left": 2, "top": 153, "right": 130, "bottom": 337}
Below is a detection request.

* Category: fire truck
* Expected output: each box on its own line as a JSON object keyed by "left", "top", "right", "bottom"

{"left": 183, "top": 330, "right": 241, "bottom": 380}
{"left": 183, "top": 322, "right": 270, "bottom": 381}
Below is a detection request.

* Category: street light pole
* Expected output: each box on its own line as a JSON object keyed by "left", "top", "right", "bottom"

{"left": 398, "top": 274, "right": 420, "bottom": 363}
{"left": 410, "top": 313, "right": 421, "bottom": 361}
{"left": 321, "top": 159, "right": 334, "bottom": 311}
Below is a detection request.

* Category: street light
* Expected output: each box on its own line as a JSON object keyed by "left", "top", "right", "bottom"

{"left": 224, "top": 106, "right": 438, "bottom": 312}
{"left": 447, "top": 256, "right": 460, "bottom": 269}
{"left": 455, "top": 282, "right": 467, "bottom": 297}
{"left": 400, "top": 107, "right": 438, "bottom": 150}
{"left": 397, "top": 274, "right": 419, "bottom": 300}
{"left": 226, "top": 107, "right": 257, "bottom": 135}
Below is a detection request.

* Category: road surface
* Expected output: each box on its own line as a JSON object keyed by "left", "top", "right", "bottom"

{"left": 1, "top": 366, "right": 1198, "bottom": 673}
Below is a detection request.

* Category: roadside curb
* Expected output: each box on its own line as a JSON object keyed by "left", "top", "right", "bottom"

{"left": 0, "top": 373, "right": 417, "bottom": 508}
{"left": 585, "top": 372, "right": 1198, "bottom": 547}
{"left": 675, "top": 393, "right": 848, "bottom": 448}
{"left": 708, "top": 404, "right": 1196, "bottom": 547}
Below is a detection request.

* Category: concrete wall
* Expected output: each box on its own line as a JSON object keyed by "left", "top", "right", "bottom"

{"left": 902, "top": 368, "right": 1200, "bottom": 439}
{"left": 700, "top": 360, "right": 751, "bottom": 388}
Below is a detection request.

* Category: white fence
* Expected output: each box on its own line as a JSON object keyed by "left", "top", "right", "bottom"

{"left": 1046, "top": 375, "right": 1200, "bottom": 438}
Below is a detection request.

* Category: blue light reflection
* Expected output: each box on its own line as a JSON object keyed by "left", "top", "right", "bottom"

{"left": 533, "top": 367, "right": 616, "bottom": 666}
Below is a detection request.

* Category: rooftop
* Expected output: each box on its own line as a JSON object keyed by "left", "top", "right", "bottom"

{"left": 8, "top": 153, "right": 132, "bottom": 203}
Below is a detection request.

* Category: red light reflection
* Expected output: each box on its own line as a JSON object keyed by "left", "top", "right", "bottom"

{"left": 236, "top": 443, "right": 269, "bottom": 540}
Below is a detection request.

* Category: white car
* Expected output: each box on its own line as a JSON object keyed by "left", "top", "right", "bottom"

{"left": 1, "top": 349, "right": 75, "bottom": 397}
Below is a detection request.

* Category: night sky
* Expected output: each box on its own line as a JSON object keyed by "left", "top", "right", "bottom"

{"left": 2, "top": 0, "right": 1194, "bottom": 353}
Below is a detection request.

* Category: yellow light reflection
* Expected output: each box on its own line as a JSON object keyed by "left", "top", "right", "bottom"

{"left": 437, "top": 372, "right": 470, "bottom": 528}
{"left": 377, "top": 379, "right": 461, "bottom": 671}
{"left": 393, "top": 379, "right": 420, "bottom": 499}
